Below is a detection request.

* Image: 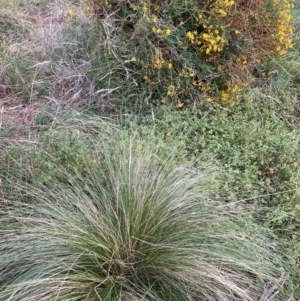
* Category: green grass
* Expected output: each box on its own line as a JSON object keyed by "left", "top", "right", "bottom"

{"left": 0, "top": 0, "right": 300, "bottom": 299}
{"left": 0, "top": 133, "right": 294, "bottom": 301}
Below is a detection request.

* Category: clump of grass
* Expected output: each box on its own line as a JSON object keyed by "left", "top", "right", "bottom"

{"left": 0, "top": 134, "right": 292, "bottom": 301}
{"left": 120, "top": 84, "right": 300, "bottom": 297}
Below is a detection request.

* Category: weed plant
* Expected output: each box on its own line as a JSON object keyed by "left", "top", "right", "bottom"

{"left": 88, "top": 0, "right": 294, "bottom": 107}
{"left": 0, "top": 134, "right": 293, "bottom": 301}
{"left": 124, "top": 87, "right": 300, "bottom": 231}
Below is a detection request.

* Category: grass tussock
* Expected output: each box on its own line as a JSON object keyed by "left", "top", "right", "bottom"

{"left": 0, "top": 137, "right": 292, "bottom": 301}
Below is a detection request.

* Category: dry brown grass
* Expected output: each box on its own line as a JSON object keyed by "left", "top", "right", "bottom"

{"left": 0, "top": 0, "right": 99, "bottom": 129}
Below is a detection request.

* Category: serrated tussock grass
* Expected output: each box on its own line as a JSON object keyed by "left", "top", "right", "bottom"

{"left": 0, "top": 137, "right": 291, "bottom": 301}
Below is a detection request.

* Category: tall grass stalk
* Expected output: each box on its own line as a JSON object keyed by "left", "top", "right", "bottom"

{"left": 0, "top": 137, "right": 290, "bottom": 301}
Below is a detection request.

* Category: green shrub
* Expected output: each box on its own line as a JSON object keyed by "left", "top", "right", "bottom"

{"left": 87, "top": 0, "right": 294, "bottom": 107}
{"left": 0, "top": 136, "right": 293, "bottom": 301}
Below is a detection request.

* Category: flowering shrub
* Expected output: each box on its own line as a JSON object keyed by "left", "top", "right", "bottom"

{"left": 89, "top": 0, "right": 294, "bottom": 107}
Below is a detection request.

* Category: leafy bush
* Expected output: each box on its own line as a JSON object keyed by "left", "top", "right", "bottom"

{"left": 0, "top": 136, "right": 293, "bottom": 301}
{"left": 88, "top": 0, "right": 294, "bottom": 107}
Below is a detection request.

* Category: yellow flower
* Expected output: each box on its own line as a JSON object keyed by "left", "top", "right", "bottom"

{"left": 131, "top": 56, "right": 137, "bottom": 62}
{"left": 224, "top": 0, "right": 235, "bottom": 6}
{"left": 187, "top": 31, "right": 195, "bottom": 41}
{"left": 202, "top": 33, "right": 210, "bottom": 40}
{"left": 177, "top": 101, "right": 184, "bottom": 108}
{"left": 166, "top": 29, "right": 172, "bottom": 36}
{"left": 218, "top": 9, "right": 227, "bottom": 17}
{"left": 152, "top": 27, "right": 162, "bottom": 34}
{"left": 232, "top": 85, "right": 239, "bottom": 93}
{"left": 152, "top": 15, "right": 158, "bottom": 23}
{"left": 167, "top": 85, "right": 175, "bottom": 96}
